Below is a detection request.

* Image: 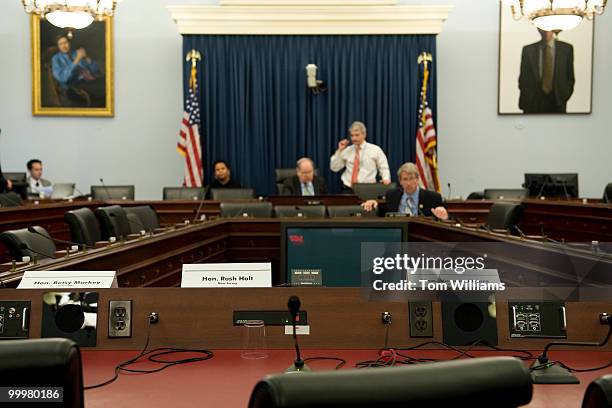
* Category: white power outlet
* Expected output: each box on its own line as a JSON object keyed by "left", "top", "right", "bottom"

{"left": 108, "top": 300, "right": 132, "bottom": 338}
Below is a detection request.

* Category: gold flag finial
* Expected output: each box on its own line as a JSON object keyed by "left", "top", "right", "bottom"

{"left": 186, "top": 49, "right": 202, "bottom": 90}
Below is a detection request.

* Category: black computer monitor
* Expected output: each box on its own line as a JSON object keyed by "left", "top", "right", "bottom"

{"left": 524, "top": 173, "right": 579, "bottom": 198}
{"left": 281, "top": 220, "right": 407, "bottom": 287}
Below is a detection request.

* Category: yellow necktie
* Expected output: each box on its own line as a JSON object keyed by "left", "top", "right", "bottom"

{"left": 542, "top": 44, "right": 553, "bottom": 94}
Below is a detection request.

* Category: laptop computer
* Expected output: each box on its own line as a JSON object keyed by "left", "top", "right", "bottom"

{"left": 51, "top": 183, "right": 76, "bottom": 199}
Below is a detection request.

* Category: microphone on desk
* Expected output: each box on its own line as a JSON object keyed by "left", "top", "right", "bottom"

{"left": 192, "top": 187, "right": 208, "bottom": 223}
{"left": 99, "top": 178, "right": 113, "bottom": 200}
{"left": 447, "top": 183, "right": 452, "bottom": 201}
{"left": 27, "top": 226, "right": 95, "bottom": 250}
{"left": 285, "top": 296, "right": 310, "bottom": 373}
{"left": 531, "top": 314, "right": 612, "bottom": 384}
{"left": 18, "top": 243, "right": 57, "bottom": 260}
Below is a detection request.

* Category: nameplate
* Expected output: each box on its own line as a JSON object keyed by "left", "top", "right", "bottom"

{"left": 181, "top": 263, "right": 272, "bottom": 288}
{"left": 284, "top": 325, "right": 310, "bottom": 335}
{"left": 17, "top": 271, "right": 118, "bottom": 289}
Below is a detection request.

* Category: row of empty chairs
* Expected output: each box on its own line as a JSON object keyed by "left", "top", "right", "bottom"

{"left": 220, "top": 203, "right": 376, "bottom": 218}
{"left": 2, "top": 338, "right": 612, "bottom": 408}
{"left": 0, "top": 205, "right": 160, "bottom": 261}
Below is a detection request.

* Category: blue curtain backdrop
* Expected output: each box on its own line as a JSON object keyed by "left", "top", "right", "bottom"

{"left": 182, "top": 35, "right": 436, "bottom": 196}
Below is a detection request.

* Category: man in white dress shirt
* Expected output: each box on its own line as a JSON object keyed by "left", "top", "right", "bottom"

{"left": 330, "top": 121, "right": 391, "bottom": 192}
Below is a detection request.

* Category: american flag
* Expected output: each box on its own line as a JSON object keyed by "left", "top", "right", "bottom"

{"left": 177, "top": 85, "right": 203, "bottom": 187}
{"left": 415, "top": 106, "right": 439, "bottom": 192}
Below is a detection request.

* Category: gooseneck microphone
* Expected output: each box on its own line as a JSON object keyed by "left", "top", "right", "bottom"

{"left": 286, "top": 296, "right": 310, "bottom": 373}
{"left": 27, "top": 227, "right": 95, "bottom": 250}
{"left": 447, "top": 182, "right": 452, "bottom": 201}
{"left": 18, "top": 243, "right": 57, "bottom": 260}
{"left": 99, "top": 178, "right": 113, "bottom": 200}
{"left": 192, "top": 187, "right": 207, "bottom": 223}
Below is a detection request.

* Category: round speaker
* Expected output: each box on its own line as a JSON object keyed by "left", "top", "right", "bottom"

{"left": 454, "top": 303, "right": 484, "bottom": 332}
{"left": 55, "top": 303, "right": 85, "bottom": 333}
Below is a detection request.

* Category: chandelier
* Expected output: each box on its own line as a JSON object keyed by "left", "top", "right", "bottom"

{"left": 21, "top": 0, "right": 122, "bottom": 29}
{"left": 507, "top": 0, "right": 607, "bottom": 31}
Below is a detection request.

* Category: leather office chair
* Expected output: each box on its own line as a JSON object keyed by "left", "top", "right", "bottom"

{"left": 604, "top": 183, "right": 612, "bottom": 204}
{"left": 0, "top": 225, "right": 56, "bottom": 260}
{"left": 95, "top": 205, "right": 131, "bottom": 239}
{"left": 91, "top": 185, "right": 135, "bottom": 200}
{"left": 124, "top": 205, "right": 160, "bottom": 233}
{"left": 327, "top": 205, "right": 376, "bottom": 217}
{"left": 163, "top": 186, "right": 207, "bottom": 201}
{"left": 220, "top": 202, "right": 273, "bottom": 218}
{"left": 211, "top": 188, "right": 255, "bottom": 201}
{"left": 64, "top": 207, "right": 103, "bottom": 247}
{"left": 248, "top": 357, "right": 532, "bottom": 408}
{"left": 352, "top": 182, "right": 396, "bottom": 200}
{"left": 486, "top": 202, "right": 524, "bottom": 235}
{"left": 0, "top": 192, "right": 24, "bottom": 207}
{"left": 275, "top": 168, "right": 296, "bottom": 195}
{"left": 467, "top": 191, "right": 485, "bottom": 200}
{"left": 0, "top": 338, "right": 84, "bottom": 408}
{"left": 274, "top": 205, "right": 327, "bottom": 218}
{"left": 582, "top": 374, "right": 612, "bottom": 408}
{"left": 483, "top": 188, "right": 528, "bottom": 200}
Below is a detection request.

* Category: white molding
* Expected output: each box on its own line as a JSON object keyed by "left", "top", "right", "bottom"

{"left": 167, "top": 3, "right": 453, "bottom": 35}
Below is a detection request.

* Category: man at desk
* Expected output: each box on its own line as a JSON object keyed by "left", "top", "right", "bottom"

{"left": 26, "top": 159, "right": 52, "bottom": 197}
{"left": 362, "top": 162, "right": 448, "bottom": 219}
{"left": 282, "top": 157, "right": 327, "bottom": 196}
{"left": 330, "top": 121, "right": 391, "bottom": 192}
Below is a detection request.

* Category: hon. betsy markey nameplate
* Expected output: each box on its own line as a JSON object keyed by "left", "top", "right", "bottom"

{"left": 17, "top": 271, "right": 118, "bottom": 289}
{"left": 181, "top": 263, "right": 272, "bottom": 288}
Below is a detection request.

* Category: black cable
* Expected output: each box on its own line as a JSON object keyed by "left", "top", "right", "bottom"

{"left": 84, "top": 318, "right": 214, "bottom": 390}
{"left": 303, "top": 357, "right": 346, "bottom": 370}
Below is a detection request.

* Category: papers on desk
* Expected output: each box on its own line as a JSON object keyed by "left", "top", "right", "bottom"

{"left": 17, "top": 270, "right": 118, "bottom": 289}
{"left": 181, "top": 263, "right": 272, "bottom": 288}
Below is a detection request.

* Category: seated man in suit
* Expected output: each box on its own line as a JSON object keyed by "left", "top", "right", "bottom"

{"left": 282, "top": 157, "right": 327, "bottom": 196}
{"left": 26, "top": 159, "right": 52, "bottom": 197}
{"left": 362, "top": 162, "right": 448, "bottom": 219}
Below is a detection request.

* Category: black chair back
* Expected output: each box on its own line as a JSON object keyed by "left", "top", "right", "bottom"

{"left": 352, "top": 183, "right": 396, "bottom": 200}
{"left": 2, "top": 172, "right": 26, "bottom": 182}
{"left": 327, "top": 205, "right": 376, "bottom": 217}
{"left": 248, "top": 356, "right": 532, "bottom": 408}
{"left": 0, "top": 192, "right": 23, "bottom": 207}
{"left": 163, "top": 187, "right": 207, "bottom": 201}
{"left": 0, "top": 226, "right": 56, "bottom": 260}
{"left": 220, "top": 202, "right": 273, "bottom": 218}
{"left": 211, "top": 188, "right": 255, "bottom": 201}
{"left": 124, "top": 205, "right": 160, "bottom": 233}
{"left": 467, "top": 191, "right": 485, "bottom": 200}
{"left": 0, "top": 338, "right": 84, "bottom": 408}
{"left": 582, "top": 374, "right": 612, "bottom": 408}
{"left": 91, "top": 185, "right": 135, "bottom": 200}
{"left": 64, "top": 207, "right": 102, "bottom": 247}
{"left": 95, "top": 205, "right": 131, "bottom": 239}
{"left": 274, "top": 205, "right": 327, "bottom": 218}
{"left": 487, "top": 202, "right": 524, "bottom": 234}
{"left": 483, "top": 188, "right": 528, "bottom": 200}
{"left": 604, "top": 183, "right": 612, "bottom": 203}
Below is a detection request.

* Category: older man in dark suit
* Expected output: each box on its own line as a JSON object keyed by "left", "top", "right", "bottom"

{"left": 518, "top": 29, "right": 575, "bottom": 114}
{"left": 361, "top": 162, "right": 448, "bottom": 219}
{"left": 281, "top": 157, "right": 327, "bottom": 196}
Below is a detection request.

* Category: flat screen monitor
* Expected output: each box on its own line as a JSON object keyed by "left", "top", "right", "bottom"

{"left": 524, "top": 173, "right": 579, "bottom": 198}
{"left": 281, "top": 220, "right": 407, "bottom": 287}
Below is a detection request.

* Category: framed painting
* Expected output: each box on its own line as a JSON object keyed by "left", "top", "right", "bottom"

{"left": 498, "top": 4, "right": 594, "bottom": 114}
{"left": 31, "top": 15, "right": 113, "bottom": 117}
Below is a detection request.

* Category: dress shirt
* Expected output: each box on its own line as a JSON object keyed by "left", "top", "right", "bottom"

{"left": 330, "top": 141, "right": 391, "bottom": 187}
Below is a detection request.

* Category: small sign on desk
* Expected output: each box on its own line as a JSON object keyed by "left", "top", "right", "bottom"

{"left": 17, "top": 271, "right": 118, "bottom": 289}
{"left": 181, "top": 263, "right": 272, "bottom": 288}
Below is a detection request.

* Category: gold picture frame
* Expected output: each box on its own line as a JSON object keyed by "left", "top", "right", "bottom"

{"left": 31, "top": 15, "right": 114, "bottom": 117}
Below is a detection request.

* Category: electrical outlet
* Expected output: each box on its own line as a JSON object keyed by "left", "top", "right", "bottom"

{"left": 409, "top": 301, "right": 433, "bottom": 338}
{"left": 108, "top": 300, "right": 132, "bottom": 338}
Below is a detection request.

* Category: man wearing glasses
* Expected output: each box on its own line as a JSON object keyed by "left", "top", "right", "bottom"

{"left": 361, "top": 162, "right": 448, "bottom": 219}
